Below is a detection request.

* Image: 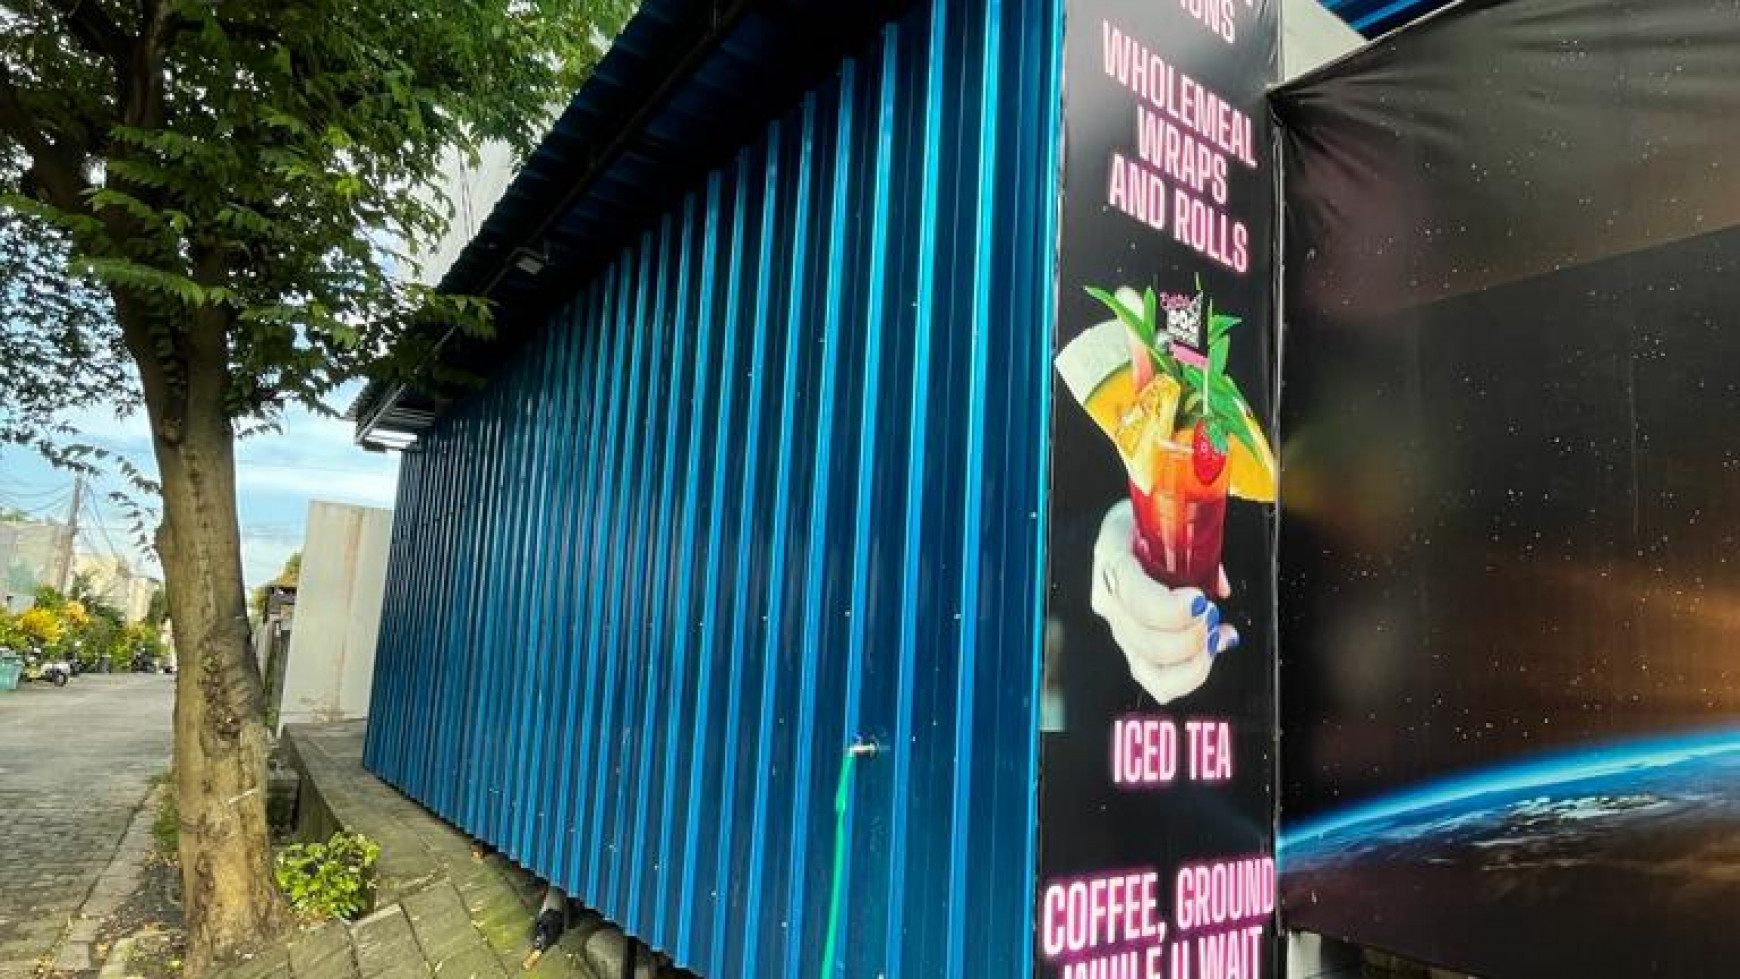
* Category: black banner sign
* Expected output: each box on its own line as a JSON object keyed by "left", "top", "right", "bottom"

{"left": 1036, "top": 2, "right": 1279, "bottom": 977}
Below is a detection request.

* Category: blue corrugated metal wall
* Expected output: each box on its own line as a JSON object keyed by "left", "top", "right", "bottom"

{"left": 364, "top": 0, "right": 1061, "bottom": 974}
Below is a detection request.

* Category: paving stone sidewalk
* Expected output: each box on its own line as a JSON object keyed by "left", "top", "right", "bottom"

{"left": 0, "top": 676, "right": 175, "bottom": 979}
{"left": 48, "top": 786, "right": 164, "bottom": 974}
{"left": 223, "top": 723, "right": 663, "bottom": 979}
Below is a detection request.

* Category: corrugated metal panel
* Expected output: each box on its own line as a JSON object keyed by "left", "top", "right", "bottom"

{"left": 352, "top": 0, "right": 927, "bottom": 444}
{"left": 364, "top": 0, "right": 1061, "bottom": 974}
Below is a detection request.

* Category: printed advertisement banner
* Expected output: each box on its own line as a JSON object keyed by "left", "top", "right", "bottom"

{"left": 1275, "top": 1, "right": 1740, "bottom": 976}
{"left": 1036, "top": 1, "right": 1278, "bottom": 977}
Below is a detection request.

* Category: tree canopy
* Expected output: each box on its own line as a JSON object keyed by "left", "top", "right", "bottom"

{"left": 0, "top": 213, "right": 132, "bottom": 454}
{"left": 1, "top": 0, "right": 634, "bottom": 971}
{"left": 2, "top": 0, "right": 630, "bottom": 436}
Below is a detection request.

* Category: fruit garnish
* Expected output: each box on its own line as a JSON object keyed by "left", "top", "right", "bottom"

{"left": 1113, "top": 375, "right": 1183, "bottom": 492}
{"left": 1192, "top": 419, "right": 1228, "bottom": 484}
{"left": 1224, "top": 398, "right": 1277, "bottom": 502}
{"left": 1068, "top": 281, "right": 1274, "bottom": 590}
{"left": 1114, "top": 375, "right": 1182, "bottom": 458}
{"left": 1084, "top": 279, "right": 1276, "bottom": 499}
{"left": 1055, "top": 320, "right": 1136, "bottom": 440}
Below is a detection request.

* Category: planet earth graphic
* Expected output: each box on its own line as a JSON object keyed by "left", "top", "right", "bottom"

{"left": 1278, "top": 729, "right": 1740, "bottom": 978}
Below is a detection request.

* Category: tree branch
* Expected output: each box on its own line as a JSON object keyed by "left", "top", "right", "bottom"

{"left": 123, "top": 0, "right": 174, "bottom": 128}
{"left": 0, "top": 65, "right": 89, "bottom": 209}
{"left": 46, "top": 0, "right": 134, "bottom": 70}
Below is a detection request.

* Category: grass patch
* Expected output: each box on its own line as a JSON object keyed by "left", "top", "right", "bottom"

{"left": 151, "top": 773, "right": 179, "bottom": 858}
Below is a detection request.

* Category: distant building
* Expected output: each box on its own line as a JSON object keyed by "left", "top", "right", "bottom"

{"left": 0, "top": 518, "right": 72, "bottom": 612}
{"left": 71, "top": 553, "right": 161, "bottom": 623}
{"left": 407, "top": 141, "right": 518, "bottom": 286}
{"left": 253, "top": 559, "right": 299, "bottom": 726}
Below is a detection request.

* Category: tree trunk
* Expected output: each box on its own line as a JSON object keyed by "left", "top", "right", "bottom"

{"left": 129, "top": 296, "right": 289, "bottom": 976}
{"left": 10, "top": 8, "right": 289, "bottom": 967}
{"left": 156, "top": 408, "right": 290, "bottom": 975}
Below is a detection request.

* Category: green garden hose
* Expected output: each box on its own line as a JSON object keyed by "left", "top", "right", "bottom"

{"left": 819, "top": 741, "right": 876, "bottom": 977}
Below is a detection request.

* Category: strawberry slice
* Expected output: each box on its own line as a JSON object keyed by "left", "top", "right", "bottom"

{"left": 1192, "top": 420, "right": 1227, "bottom": 484}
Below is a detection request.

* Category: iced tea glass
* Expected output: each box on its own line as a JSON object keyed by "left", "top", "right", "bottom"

{"left": 1128, "top": 440, "right": 1228, "bottom": 593}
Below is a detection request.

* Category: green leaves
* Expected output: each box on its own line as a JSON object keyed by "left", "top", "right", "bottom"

{"left": 1086, "top": 285, "right": 1156, "bottom": 352}
{"left": 274, "top": 831, "right": 381, "bottom": 922}
{"left": 72, "top": 255, "right": 212, "bottom": 309}
{"left": 1208, "top": 376, "right": 1261, "bottom": 458}
{"left": 1084, "top": 279, "right": 1259, "bottom": 455}
{"left": 1, "top": 0, "right": 638, "bottom": 434}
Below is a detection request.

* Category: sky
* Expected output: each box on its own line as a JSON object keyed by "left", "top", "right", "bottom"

{"left": 0, "top": 385, "right": 399, "bottom": 589}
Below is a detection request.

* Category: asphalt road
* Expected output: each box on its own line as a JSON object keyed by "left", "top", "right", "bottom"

{"left": 0, "top": 674, "right": 175, "bottom": 977}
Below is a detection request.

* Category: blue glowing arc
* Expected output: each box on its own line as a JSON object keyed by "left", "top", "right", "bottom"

{"left": 1280, "top": 726, "right": 1740, "bottom": 856}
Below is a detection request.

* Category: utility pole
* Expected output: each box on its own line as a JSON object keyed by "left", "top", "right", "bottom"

{"left": 59, "top": 476, "right": 83, "bottom": 593}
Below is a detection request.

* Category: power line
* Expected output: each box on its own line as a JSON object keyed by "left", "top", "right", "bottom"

{"left": 0, "top": 491, "right": 73, "bottom": 520}
{"left": 80, "top": 493, "right": 130, "bottom": 564}
{"left": 237, "top": 460, "right": 397, "bottom": 476}
{"left": 68, "top": 432, "right": 396, "bottom": 478}
{"left": 0, "top": 478, "right": 74, "bottom": 502}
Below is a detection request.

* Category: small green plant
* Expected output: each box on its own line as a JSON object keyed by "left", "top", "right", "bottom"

{"left": 151, "top": 774, "right": 179, "bottom": 858}
{"left": 274, "top": 832, "right": 381, "bottom": 921}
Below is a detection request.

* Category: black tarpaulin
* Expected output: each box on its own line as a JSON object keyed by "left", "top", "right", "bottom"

{"left": 1274, "top": 1, "right": 1740, "bottom": 976}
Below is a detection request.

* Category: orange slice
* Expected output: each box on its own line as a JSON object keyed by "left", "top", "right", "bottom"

{"left": 1225, "top": 398, "right": 1277, "bottom": 502}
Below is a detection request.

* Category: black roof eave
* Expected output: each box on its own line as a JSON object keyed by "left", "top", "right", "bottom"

{"left": 354, "top": 0, "right": 917, "bottom": 448}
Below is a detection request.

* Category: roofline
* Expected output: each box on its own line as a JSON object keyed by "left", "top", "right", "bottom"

{"left": 355, "top": 0, "right": 917, "bottom": 450}
{"left": 354, "top": 1, "right": 754, "bottom": 448}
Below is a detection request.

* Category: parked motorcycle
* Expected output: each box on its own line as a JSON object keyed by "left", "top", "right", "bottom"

{"left": 23, "top": 651, "right": 71, "bottom": 686}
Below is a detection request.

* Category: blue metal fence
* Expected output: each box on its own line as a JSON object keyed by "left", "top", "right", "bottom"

{"left": 364, "top": 0, "right": 1062, "bottom": 974}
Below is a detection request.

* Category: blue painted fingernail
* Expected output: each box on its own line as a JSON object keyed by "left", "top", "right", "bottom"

{"left": 1213, "top": 630, "right": 1241, "bottom": 659}
{"left": 1190, "top": 594, "right": 1208, "bottom": 617}
{"left": 1207, "top": 630, "right": 1221, "bottom": 656}
{"left": 1205, "top": 604, "right": 1221, "bottom": 632}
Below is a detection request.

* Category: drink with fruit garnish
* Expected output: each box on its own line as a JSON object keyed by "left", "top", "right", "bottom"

{"left": 1128, "top": 429, "right": 1229, "bottom": 592}
{"left": 1057, "top": 284, "right": 1274, "bottom": 592}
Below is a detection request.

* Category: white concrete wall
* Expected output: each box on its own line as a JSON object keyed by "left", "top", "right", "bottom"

{"left": 1282, "top": 0, "right": 1365, "bottom": 83}
{"left": 1, "top": 520, "right": 71, "bottom": 610}
{"left": 125, "top": 576, "right": 160, "bottom": 624}
{"left": 407, "top": 141, "right": 519, "bottom": 286}
{"left": 277, "top": 501, "right": 394, "bottom": 730}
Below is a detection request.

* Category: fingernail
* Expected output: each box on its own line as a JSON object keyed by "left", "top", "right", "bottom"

{"left": 1207, "top": 630, "right": 1221, "bottom": 656}
{"left": 1205, "top": 604, "right": 1221, "bottom": 632}
{"left": 1190, "top": 593, "right": 1208, "bottom": 617}
{"left": 1212, "top": 628, "right": 1241, "bottom": 659}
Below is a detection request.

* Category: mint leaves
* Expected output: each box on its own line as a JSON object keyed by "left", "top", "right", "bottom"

{"left": 1085, "top": 282, "right": 1258, "bottom": 459}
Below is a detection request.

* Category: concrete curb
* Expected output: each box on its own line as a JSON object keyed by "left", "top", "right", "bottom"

{"left": 245, "top": 724, "right": 670, "bottom": 979}
{"left": 52, "top": 785, "right": 164, "bottom": 975}
{"left": 96, "top": 937, "right": 135, "bottom": 979}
